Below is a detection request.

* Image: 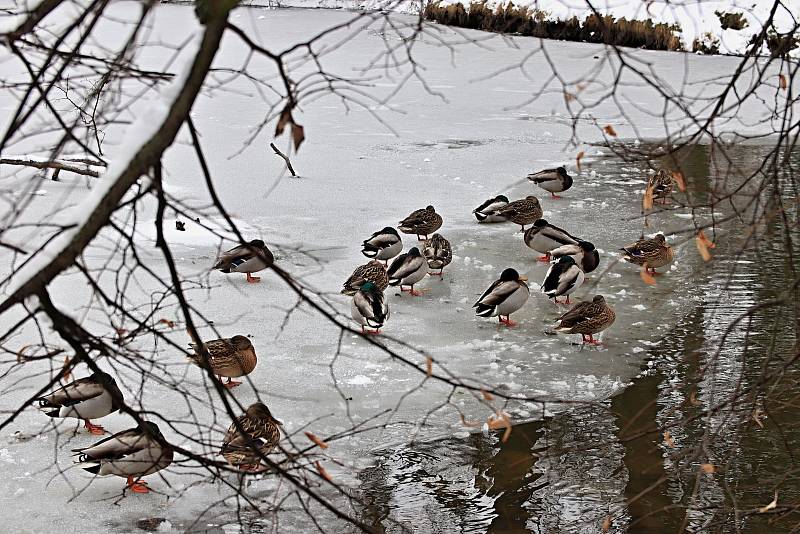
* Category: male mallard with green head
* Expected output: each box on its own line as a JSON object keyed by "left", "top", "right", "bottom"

{"left": 351, "top": 281, "right": 389, "bottom": 334}
{"left": 473, "top": 195, "right": 509, "bottom": 223}
{"left": 361, "top": 227, "right": 403, "bottom": 265}
{"left": 220, "top": 402, "right": 282, "bottom": 472}
{"left": 528, "top": 166, "right": 573, "bottom": 199}
{"left": 387, "top": 247, "right": 428, "bottom": 296}
{"left": 422, "top": 233, "right": 452, "bottom": 277}
{"left": 188, "top": 335, "right": 257, "bottom": 388}
{"left": 341, "top": 260, "right": 389, "bottom": 296}
{"left": 549, "top": 240, "right": 600, "bottom": 273}
{"left": 523, "top": 219, "right": 579, "bottom": 262}
{"left": 398, "top": 206, "right": 443, "bottom": 240}
{"left": 555, "top": 295, "right": 616, "bottom": 345}
{"left": 474, "top": 268, "right": 530, "bottom": 327}
{"left": 74, "top": 421, "right": 173, "bottom": 494}
{"left": 214, "top": 239, "right": 274, "bottom": 283}
{"left": 35, "top": 371, "right": 124, "bottom": 435}
{"left": 497, "top": 196, "right": 543, "bottom": 231}
{"left": 541, "top": 256, "right": 585, "bottom": 304}
{"left": 620, "top": 233, "right": 674, "bottom": 275}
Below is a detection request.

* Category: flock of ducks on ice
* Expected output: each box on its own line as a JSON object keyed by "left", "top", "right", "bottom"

{"left": 30, "top": 166, "right": 677, "bottom": 494}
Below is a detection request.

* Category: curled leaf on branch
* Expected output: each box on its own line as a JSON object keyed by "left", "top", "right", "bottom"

{"left": 481, "top": 389, "right": 494, "bottom": 401}
{"left": 158, "top": 318, "right": 175, "bottom": 328}
{"left": 425, "top": 356, "right": 432, "bottom": 377}
{"left": 305, "top": 432, "right": 329, "bottom": 449}
{"left": 696, "top": 230, "right": 715, "bottom": 262}
{"left": 576, "top": 150, "right": 585, "bottom": 172}
{"left": 563, "top": 91, "right": 576, "bottom": 103}
{"left": 779, "top": 73, "right": 788, "bottom": 90}
{"left": 663, "top": 430, "right": 675, "bottom": 447}
{"left": 602, "top": 516, "right": 612, "bottom": 532}
{"left": 672, "top": 170, "right": 686, "bottom": 192}
{"left": 603, "top": 125, "right": 618, "bottom": 137}
{"left": 314, "top": 460, "right": 333, "bottom": 481}
{"left": 488, "top": 411, "right": 512, "bottom": 442}
{"left": 62, "top": 356, "right": 73, "bottom": 382}
{"left": 16, "top": 344, "right": 30, "bottom": 363}
{"left": 700, "top": 463, "right": 716, "bottom": 473}
{"left": 758, "top": 491, "right": 778, "bottom": 513}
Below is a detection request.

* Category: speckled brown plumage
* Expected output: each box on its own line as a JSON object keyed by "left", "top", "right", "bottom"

{"left": 341, "top": 260, "right": 389, "bottom": 295}
{"left": 220, "top": 403, "right": 281, "bottom": 471}
{"left": 497, "top": 196, "right": 543, "bottom": 230}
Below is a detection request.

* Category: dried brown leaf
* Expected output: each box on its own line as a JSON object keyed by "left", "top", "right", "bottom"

{"left": 16, "top": 344, "right": 30, "bottom": 363}
{"left": 158, "top": 318, "right": 175, "bottom": 328}
{"left": 603, "top": 125, "right": 618, "bottom": 137}
{"left": 315, "top": 461, "right": 333, "bottom": 482}
{"left": 752, "top": 407, "right": 765, "bottom": 429}
{"left": 779, "top": 73, "right": 788, "bottom": 90}
{"left": 305, "top": 432, "right": 329, "bottom": 450}
{"left": 62, "top": 356, "right": 73, "bottom": 382}
{"left": 643, "top": 184, "right": 654, "bottom": 211}
{"left": 275, "top": 107, "right": 292, "bottom": 137}
{"left": 602, "top": 516, "right": 612, "bottom": 532}
{"left": 563, "top": 91, "right": 576, "bottom": 103}
{"left": 700, "top": 463, "right": 716, "bottom": 474}
{"left": 696, "top": 232, "right": 713, "bottom": 262}
{"left": 697, "top": 230, "right": 716, "bottom": 249}
{"left": 672, "top": 170, "right": 686, "bottom": 192}
{"left": 426, "top": 356, "right": 433, "bottom": 377}
{"left": 688, "top": 389, "right": 701, "bottom": 406}
{"left": 576, "top": 151, "right": 585, "bottom": 172}
{"left": 663, "top": 430, "right": 675, "bottom": 448}
{"left": 291, "top": 123, "right": 305, "bottom": 151}
{"left": 640, "top": 265, "right": 656, "bottom": 285}
{"left": 487, "top": 412, "right": 513, "bottom": 442}
{"left": 758, "top": 491, "right": 778, "bottom": 513}
{"left": 481, "top": 389, "right": 494, "bottom": 401}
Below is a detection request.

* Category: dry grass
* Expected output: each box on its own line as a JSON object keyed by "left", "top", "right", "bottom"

{"left": 423, "top": 2, "right": 684, "bottom": 52}
{"left": 715, "top": 10, "right": 748, "bottom": 31}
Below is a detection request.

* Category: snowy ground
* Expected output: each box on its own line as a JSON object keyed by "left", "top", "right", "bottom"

{"left": 0, "top": 3, "right": 790, "bottom": 532}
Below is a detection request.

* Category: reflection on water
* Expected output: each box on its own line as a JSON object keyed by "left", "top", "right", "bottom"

{"left": 357, "top": 142, "right": 800, "bottom": 533}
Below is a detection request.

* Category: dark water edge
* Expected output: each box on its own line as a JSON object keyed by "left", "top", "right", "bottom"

{"left": 353, "top": 141, "right": 800, "bottom": 534}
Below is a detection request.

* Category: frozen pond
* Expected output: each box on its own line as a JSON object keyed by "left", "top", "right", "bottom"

{"left": 0, "top": 4, "right": 791, "bottom": 533}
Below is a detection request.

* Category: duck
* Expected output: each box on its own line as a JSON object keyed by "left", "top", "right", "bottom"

{"left": 387, "top": 247, "right": 428, "bottom": 296}
{"left": 73, "top": 421, "right": 173, "bottom": 494}
{"left": 523, "top": 219, "right": 579, "bottom": 262}
{"left": 528, "top": 166, "right": 573, "bottom": 199}
{"left": 541, "top": 256, "right": 585, "bottom": 304}
{"left": 341, "top": 260, "right": 389, "bottom": 296}
{"left": 620, "top": 233, "right": 674, "bottom": 275}
{"left": 35, "top": 371, "right": 124, "bottom": 435}
{"left": 422, "top": 233, "right": 452, "bottom": 277}
{"left": 220, "top": 402, "right": 282, "bottom": 472}
{"left": 473, "top": 195, "right": 509, "bottom": 223}
{"left": 549, "top": 240, "right": 600, "bottom": 274}
{"left": 351, "top": 281, "right": 389, "bottom": 334}
{"left": 473, "top": 268, "right": 530, "bottom": 327}
{"left": 496, "top": 196, "right": 542, "bottom": 231}
{"left": 187, "top": 335, "right": 257, "bottom": 388}
{"left": 398, "top": 206, "right": 443, "bottom": 240}
{"left": 213, "top": 239, "right": 274, "bottom": 283}
{"left": 361, "top": 227, "right": 403, "bottom": 264}
{"left": 555, "top": 295, "right": 616, "bottom": 345}
{"left": 648, "top": 169, "right": 674, "bottom": 204}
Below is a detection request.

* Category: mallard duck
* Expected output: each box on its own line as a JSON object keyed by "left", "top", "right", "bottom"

{"left": 213, "top": 239, "right": 274, "bottom": 283}
{"left": 188, "top": 335, "right": 257, "bottom": 388}
{"left": 422, "top": 233, "right": 452, "bottom": 277}
{"left": 341, "top": 260, "right": 388, "bottom": 296}
{"left": 473, "top": 195, "right": 509, "bottom": 223}
{"left": 351, "top": 281, "right": 389, "bottom": 334}
{"left": 35, "top": 371, "right": 124, "bottom": 435}
{"left": 398, "top": 206, "right": 443, "bottom": 240}
{"left": 496, "top": 196, "right": 542, "bottom": 231}
{"left": 387, "top": 247, "right": 428, "bottom": 296}
{"left": 621, "top": 233, "right": 674, "bottom": 275}
{"left": 73, "top": 421, "right": 173, "bottom": 494}
{"left": 528, "top": 166, "right": 573, "bottom": 199}
{"left": 361, "top": 227, "right": 402, "bottom": 264}
{"left": 220, "top": 402, "right": 282, "bottom": 472}
{"left": 555, "top": 295, "right": 616, "bottom": 345}
{"left": 523, "top": 219, "right": 579, "bottom": 261}
{"left": 549, "top": 240, "right": 600, "bottom": 274}
{"left": 541, "top": 256, "right": 585, "bottom": 304}
{"left": 474, "top": 268, "right": 530, "bottom": 327}
{"left": 648, "top": 169, "right": 674, "bottom": 204}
